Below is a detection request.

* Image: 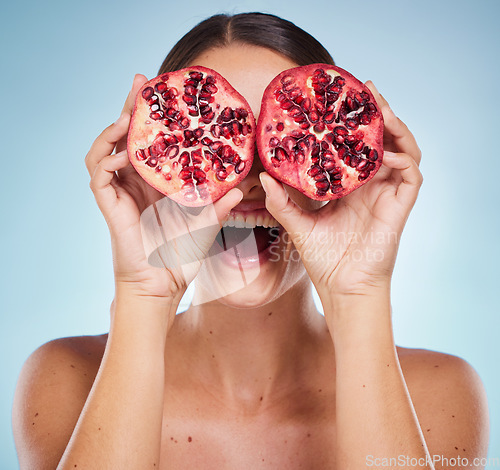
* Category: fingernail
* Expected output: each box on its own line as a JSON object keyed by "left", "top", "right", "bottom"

{"left": 384, "top": 151, "right": 397, "bottom": 158}
{"left": 114, "top": 113, "right": 127, "bottom": 126}
{"left": 115, "top": 150, "right": 127, "bottom": 157}
{"left": 384, "top": 102, "right": 396, "bottom": 116}
{"left": 366, "top": 80, "right": 378, "bottom": 93}
{"left": 259, "top": 173, "right": 270, "bottom": 195}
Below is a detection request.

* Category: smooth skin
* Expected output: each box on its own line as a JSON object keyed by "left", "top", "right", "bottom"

{"left": 13, "top": 44, "right": 489, "bottom": 469}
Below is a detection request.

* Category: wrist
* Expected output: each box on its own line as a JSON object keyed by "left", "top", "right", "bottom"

{"left": 319, "top": 280, "right": 391, "bottom": 314}
{"left": 320, "top": 285, "right": 393, "bottom": 339}
{"left": 112, "top": 283, "right": 183, "bottom": 335}
{"left": 115, "top": 278, "right": 185, "bottom": 304}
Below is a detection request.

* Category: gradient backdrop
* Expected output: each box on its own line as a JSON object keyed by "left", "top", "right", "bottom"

{"left": 1, "top": 0, "right": 499, "bottom": 467}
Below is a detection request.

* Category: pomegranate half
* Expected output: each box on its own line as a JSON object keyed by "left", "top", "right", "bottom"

{"left": 257, "top": 64, "right": 384, "bottom": 200}
{"left": 128, "top": 66, "right": 256, "bottom": 207}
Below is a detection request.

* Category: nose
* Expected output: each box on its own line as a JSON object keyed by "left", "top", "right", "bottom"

{"left": 235, "top": 149, "right": 266, "bottom": 198}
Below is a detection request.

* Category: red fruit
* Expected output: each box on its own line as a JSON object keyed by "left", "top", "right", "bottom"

{"left": 257, "top": 64, "right": 384, "bottom": 200}
{"left": 128, "top": 67, "right": 256, "bottom": 206}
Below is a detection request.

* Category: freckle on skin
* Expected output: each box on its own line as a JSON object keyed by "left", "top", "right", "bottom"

{"left": 209, "top": 331, "right": 213, "bottom": 334}
{"left": 426, "top": 429, "right": 430, "bottom": 432}
{"left": 452, "top": 415, "right": 455, "bottom": 418}
{"left": 268, "top": 312, "right": 272, "bottom": 316}
{"left": 188, "top": 436, "right": 192, "bottom": 442}
{"left": 434, "top": 365, "right": 439, "bottom": 368}
{"left": 318, "top": 389, "right": 322, "bottom": 392}
{"left": 70, "top": 364, "right": 75, "bottom": 368}
{"left": 35, "top": 412, "right": 39, "bottom": 417}
{"left": 307, "top": 433, "right": 311, "bottom": 438}
{"left": 455, "top": 447, "right": 458, "bottom": 450}
{"left": 260, "top": 396, "right": 263, "bottom": 401}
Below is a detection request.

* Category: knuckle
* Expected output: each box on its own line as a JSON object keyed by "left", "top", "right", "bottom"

{"left": 415, "top": 169, "right": 424, "bottom": 186}
{"left": 84, "top": 153, "right": 92, "bottom": 171}
{"left": 88, "top": 165, "right": 102, "bottom": 193}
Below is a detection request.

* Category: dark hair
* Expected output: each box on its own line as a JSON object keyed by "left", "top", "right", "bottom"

{"left": 158, "top": 12, "right": 335, "bottom": 74}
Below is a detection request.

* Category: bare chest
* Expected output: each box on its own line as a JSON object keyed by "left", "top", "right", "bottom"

{"left": 158, "top": 392, "right": 336, "bottom": 469}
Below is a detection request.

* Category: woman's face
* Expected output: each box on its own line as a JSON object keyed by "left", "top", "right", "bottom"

{"left": 189, "top": 44, "right": 320, "bottom": 308}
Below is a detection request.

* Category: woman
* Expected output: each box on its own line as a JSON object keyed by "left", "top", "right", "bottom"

{"left": 13, "top": 12, "right": 489, "bottom": 469}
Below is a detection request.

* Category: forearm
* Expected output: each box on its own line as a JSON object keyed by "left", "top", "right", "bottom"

{"left": 57, "top": 290, "right": 179, "bottom": 469}
{"left": 324, "top": 290, "right": 433, "bottom": 469}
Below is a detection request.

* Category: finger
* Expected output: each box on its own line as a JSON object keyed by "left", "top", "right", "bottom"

{"left": 121, "top": 74, "right": 148, "bottom": 117}
{"left": 383, "top": 151, "right": 423, "bottom": 209}
{"left": 89, "top": 150, "right": 129, "bottom": 213}
{"left": 85, "top": 113, "right": 130, "bottom": 176}
{"left": 365, "top": 81, "right": 422, "bottom": 165}
{"left": 116, "top": 74, "right": 149, "bottom": 153}
{"left": 85, "top": 74, "right": 148, "bottom": 176}
{"left": 212, "top": 187, "right": 244, "bottom": 225}
{"left": 259, "top": 172, "right": 312, "bottom": 237}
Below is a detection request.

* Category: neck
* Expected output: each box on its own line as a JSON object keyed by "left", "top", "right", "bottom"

{"left": 169, "top": 277, "right": 331, "bottom": 409}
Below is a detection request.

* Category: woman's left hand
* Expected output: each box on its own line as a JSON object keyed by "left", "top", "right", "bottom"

{"left": 260, "top": 82, "right": 423, "bottom": 302}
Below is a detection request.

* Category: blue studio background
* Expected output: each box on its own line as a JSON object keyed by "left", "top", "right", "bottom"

{"left": 1, "top": 0, "right": 499, "bottom": 467}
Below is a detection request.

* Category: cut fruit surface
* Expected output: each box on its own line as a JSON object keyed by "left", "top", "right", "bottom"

{"left": 257, "top": 64, "right": 384, "bottom": 200}
{"left": 128, "top": 67, "right": 256, "bottom": 207}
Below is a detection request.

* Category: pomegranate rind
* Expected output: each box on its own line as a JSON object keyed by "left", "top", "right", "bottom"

{"left": 257, "top": 64, "right": 384, "bottom": 200}
{"left": 128, "top": 66, "right": 256, "bottom": 207}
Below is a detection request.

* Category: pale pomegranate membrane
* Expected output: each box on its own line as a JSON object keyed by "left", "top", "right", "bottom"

{"left": 257, "top": 64, "right": 384, "bottom": 200}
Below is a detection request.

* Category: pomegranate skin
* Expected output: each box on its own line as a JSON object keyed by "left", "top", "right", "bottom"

{"left": 257, "top": 64, "right": 384, "bottom": 200}
{"left": 128, "top": 66, "right": 256, "bottom": 207}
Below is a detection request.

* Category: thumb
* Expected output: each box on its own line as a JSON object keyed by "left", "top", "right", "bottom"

{"left": 213, "top": 187, "right": 244, "bottom": 226}
{"left": 259, "top": 172, "right": 308, "bottom": 238}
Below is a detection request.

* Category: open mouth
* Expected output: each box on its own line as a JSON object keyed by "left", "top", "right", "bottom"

{"left": 207, "top": 209, "right": 282, "bottom": 266}
{"left": 215, "top": 226, "right": 280, "bottom": 254}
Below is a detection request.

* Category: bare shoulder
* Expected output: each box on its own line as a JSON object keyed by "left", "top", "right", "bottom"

{"left": 397, "top": 347, "right": 489, "bottom": 458}
{"left": 12, "top": 334, "right": 108, "bottom": 469}
{"left": 397, "top": 346, "right": 486, "bottom": 397}
{"left": 15, "top": 333, "right": 108, "bottom": 390}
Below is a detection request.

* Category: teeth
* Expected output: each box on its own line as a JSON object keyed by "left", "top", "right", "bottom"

{"left": 245, "top": 214, "right": 257, "bottom": 227}
{"left": 223, "top": 212, "right": 280, "bottom": 229}
{"left": 233, "top": 213, "right": 245, "bottom": 228}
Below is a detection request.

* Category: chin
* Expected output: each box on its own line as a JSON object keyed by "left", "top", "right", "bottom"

{"left": 192, "top": 246, "right": 307, "bottom": 309}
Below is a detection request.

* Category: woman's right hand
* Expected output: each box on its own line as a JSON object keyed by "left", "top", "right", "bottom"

{"left": 85, "top": 74, "right": 243, "bottom": 301}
